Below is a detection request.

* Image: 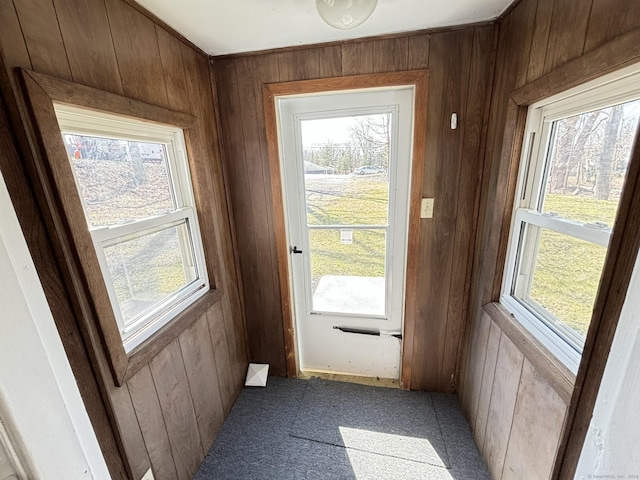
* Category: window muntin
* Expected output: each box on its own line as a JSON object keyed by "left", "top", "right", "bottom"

{"left": 55, "top": 105, "right": 208, "bottom": 352}
{"left": 502, "top": 68, "right": 640, "bottom": 372}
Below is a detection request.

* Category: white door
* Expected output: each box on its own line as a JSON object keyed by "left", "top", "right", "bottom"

{"left": 278, "top": 87, "right": 414, "bottom": 380}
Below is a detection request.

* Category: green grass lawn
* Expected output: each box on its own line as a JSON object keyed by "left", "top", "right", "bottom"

{"left": 529, "top": 194, "right": 618, "bottom": 337}
{"left": 304, "top": 175, "right": 388, "bottom": 288}
{"left": 304, "top": 176, "right": 617, "bottom": 339}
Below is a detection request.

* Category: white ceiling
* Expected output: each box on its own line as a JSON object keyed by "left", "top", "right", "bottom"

{"left": 136, "top": 0, "right": 515, "bottom": 56}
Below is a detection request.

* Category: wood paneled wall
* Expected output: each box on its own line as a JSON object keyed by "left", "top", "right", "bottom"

{"left": 212, "top": 25, "right": 498, "bottom": 390}
{"left": 459, "top": 0, "right": 640, "bottom": 478}
{"left": 463, "top": 306, "right": 571, "bottom": 479}
{"left": 0, "top": 1, "right": 247, "bottom": 479}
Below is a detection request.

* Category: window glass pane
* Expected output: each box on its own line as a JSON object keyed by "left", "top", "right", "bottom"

{"left": 103, "top": 221, "right": 197, "bottom": 328}
{"left": 309, "top": 228, "right": 386, "bottom": 316}
{"left": 62, "top": 133, "right": 176, "bottom": 227}
{"left": 516, "top": 227, "right": 607, "bottom": 342}
{"left": 541, "top": 99, "right": 640, "bottom": 227}
{"left": 301, "top": 114, "right": 390, "bottom": 226}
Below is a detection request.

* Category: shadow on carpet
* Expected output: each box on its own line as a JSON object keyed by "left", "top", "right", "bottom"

{"left": 194, "top": 377, "right": 490, "bottom": 480}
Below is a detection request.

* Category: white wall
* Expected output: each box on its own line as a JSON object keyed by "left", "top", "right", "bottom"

{"left": 0, "top": 169, "right": 110, "bottom": 479}
{"left": 576, "top": 252, "right": 640, "bottom": 479}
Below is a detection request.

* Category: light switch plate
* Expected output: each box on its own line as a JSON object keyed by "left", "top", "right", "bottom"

{"left": 421, "top": 198, "right": 434, "bottom": 218}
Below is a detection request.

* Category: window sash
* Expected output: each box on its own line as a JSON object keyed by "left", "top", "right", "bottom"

{"left": 510, "top": 220, "right": 593, "bottom": 343}
{"left": 514, "top": 209, "right": 611, "bottom": 247}
{"left": 502, "top": 66, "right": 640, "bottom": 373}
{"left": 504, "top": 213, "right": 610, "bottom": 373}
{"left": 55, "top": 104, "right": 209, "bottom": 353}
{"left": 91, "top": 208, "right": 195, "bottom": 244}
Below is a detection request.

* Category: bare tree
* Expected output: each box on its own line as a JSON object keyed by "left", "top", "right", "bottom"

{"left": 548, "top": 111, "right": 604, "bottom": 194}
{"left": 348, "top": 114, "right": 390, "bottom": 169}
{"left": 596, "top": 104, "right": 625, "bottom": 200}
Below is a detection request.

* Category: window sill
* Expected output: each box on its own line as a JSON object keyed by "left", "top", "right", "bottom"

{"left": 483, "top": 302, "right": 576, "bottom": 403}
{"left": 122, "top": 288, "right": 224, "bottom": 384}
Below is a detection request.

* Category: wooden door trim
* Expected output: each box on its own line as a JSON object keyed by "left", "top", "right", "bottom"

{"left": 262, "top": 70, "right": 429, "bottom": 387}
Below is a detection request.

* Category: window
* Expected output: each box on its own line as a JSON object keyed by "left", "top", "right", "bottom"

{"left": 54, "top": 105, "right": 209, "bottom": 352}
{"left": 502, "top": 66, "right": 640, "bottom": 372}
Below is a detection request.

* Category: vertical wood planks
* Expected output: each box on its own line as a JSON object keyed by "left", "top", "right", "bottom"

{"left": 235, "top": 54, "right": 285, "bottom": 373}
{"left": 507, "top": 0, "right": 539, "bottom": 91}
{"left": 411, "top": 30, "right": 473, "bottom": 392}
{"left": 207, "top": 301, "right": 236, "bottom": 415}
{"left": 341, "top": 42, "right": 374, "bottom": 75}
{"left": 110, "top": 383, "right": 152, "bottom": 479}
{"left": 476, "top": 0, "right": 536, "bottom": 306}
{"left": 149, "top": 339, "right": 203, "bottom": 480}
{"left": 543, "top": 0, "right": 593, "bottom": 74}
{"left": 184, "top": 47, "right": 248, "bottom": 395}
{"left": 53, "top": 0, "right": 123, "bottom": 94}
{"left": 373, "top": 37, "right": 409, "bottom": 73}
{"left": 462, "top": 311, "right": 571, "bottom": 480}
{"left": 0, "top": 1, "right": 32, "bottom": 70}
{"left": 244, "top": 53, "right": 284, "bottom": 375}
{"left": 128, "top": 366, "right": 178, "bottom": 480}
{"left": 584, "top": 0, "right": 640, "bottom": 53}
{"left": 484, "top": 334, "right": 524, "bottom": 479}
{"left": 156, "top": 26, "right": 190, "bottom": 111}
{"left": 278, "top": 49, "right": 320, "bottom": 81}
{"left": 12, "top": 0, "right": 72, "bottom": 79}
{"left": 502, "top": 359, "right": 568, "bottom": 480}
{"left": 104, "top": 0, "right": 169, "bottom": 107}
{"left": 445, "top": 26, "right": 494, "bottom": 393}
{"left": 318, "top": 45, "right": 342, "bottom": 78}
{"left": 179, "top": 313, "right": 226, "bottom": 452}
{"left": 474, "top": 319, "right": 502, "bottom": 452}
{"left": 465, "top": 309, "right": 492, "bottom": 432}
{"left": 215, "top": 57, "right": 284, "bottom": 374}
{"left": 407, "top": 35, "right": 430, "bottom": 70}
{"left": 526, "top": 0, "right": 554, "bottom": 83}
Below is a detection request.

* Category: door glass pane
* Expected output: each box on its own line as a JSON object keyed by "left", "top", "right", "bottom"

{"left": 103, "top": 220, "right": 197, "bottom": 327}
{"left": 309, "top": 228, "right": 386, "bottom": 316}
{"left": 301, "top": 114, "right": 390, "bottom": 226}
{"left": 541, "top": 98, "right": 640, "bottom": 227}
{"left": 62, "top": 133, "right": 176, "bottom": 227}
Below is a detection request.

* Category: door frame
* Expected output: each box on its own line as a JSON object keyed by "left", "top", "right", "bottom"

{"left": 263, "top": 71, "right": 428, "bottom": 388}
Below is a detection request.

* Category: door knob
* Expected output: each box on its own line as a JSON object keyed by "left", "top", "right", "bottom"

{"left": 290, "top": 245, "right": 303, "bottom": 254}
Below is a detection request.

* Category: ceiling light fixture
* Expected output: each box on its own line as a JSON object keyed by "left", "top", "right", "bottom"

{"left": 316, "top": 0, "right": 378, "bottom": 30}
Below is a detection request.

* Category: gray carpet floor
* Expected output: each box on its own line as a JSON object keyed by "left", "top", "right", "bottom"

{"left": 194, "top": 377, "right": 490, "bottom": 480}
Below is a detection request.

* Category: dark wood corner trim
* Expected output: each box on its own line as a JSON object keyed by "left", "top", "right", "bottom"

{"left": 483, "top": 302, "right": 575, "bottom": 403}
{"left": 262, "top": 71, "right": 429, "bottom": 385}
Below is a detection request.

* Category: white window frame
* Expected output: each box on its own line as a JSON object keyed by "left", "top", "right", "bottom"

{"left": 54, "top": 105, "right": 209, "bottom": 352}
{"left": 501, "top": 64, "right": 640, "bottom": 374}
